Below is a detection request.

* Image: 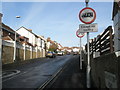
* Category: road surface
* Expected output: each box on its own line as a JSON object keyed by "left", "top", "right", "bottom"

{"left": 2, "top": 55, "right": 77, "bottom": 89}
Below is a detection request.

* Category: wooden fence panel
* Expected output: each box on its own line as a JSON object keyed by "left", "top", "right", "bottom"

{"left": 85, "top": 26, "right": 114, "bottom": 56}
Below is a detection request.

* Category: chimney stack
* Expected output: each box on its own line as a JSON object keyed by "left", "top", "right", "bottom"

{"left": 28, "top": 29, "right": 32, "bottom": 32}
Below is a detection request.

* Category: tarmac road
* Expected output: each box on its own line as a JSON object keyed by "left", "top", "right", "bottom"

{"left": 2, "top": 55, "right": 76, "bottom": 89}
{"left": 44, "top": 55, "right": 86, "bottom": 89}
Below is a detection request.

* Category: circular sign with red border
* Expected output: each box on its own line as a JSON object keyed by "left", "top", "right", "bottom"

{"left": 76, "top": 29, "right": 85, "bottom": 38}
{"left": 79, "top": 7, "right": 96, "bottom": 24}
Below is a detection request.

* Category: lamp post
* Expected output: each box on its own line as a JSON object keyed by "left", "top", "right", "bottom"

{"left": 13, "top": 16, "right": 20, "bottom": 62}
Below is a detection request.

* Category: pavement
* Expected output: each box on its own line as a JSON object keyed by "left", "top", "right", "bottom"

{"left": 2, "top": 57, "right": 46, "bottom": 70}
{"left": 44, "top": 55, "right": 87, "bottom": 88}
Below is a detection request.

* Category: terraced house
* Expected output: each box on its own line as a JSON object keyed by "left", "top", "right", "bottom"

{"left": 1, "top": 18, "right": 47, "bottom": 64}
{"left": 16, "top": 26, "right": 47, "bottom": 59}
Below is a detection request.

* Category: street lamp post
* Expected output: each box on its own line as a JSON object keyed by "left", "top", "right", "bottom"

{"left": 13, "top": 16, "right": 20, "bottom": 62}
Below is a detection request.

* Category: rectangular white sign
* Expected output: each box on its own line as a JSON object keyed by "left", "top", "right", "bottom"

{"left": 79, "top": 23, "right": 98, "bottom": 32}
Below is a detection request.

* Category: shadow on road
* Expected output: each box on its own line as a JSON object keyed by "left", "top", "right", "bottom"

{"left": 44, "top": 55, "right": 87, "bottom": 88}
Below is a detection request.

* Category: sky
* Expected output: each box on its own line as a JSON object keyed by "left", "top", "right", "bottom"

{"left": 1, "top": 1, "right": 113, "bottom": 47}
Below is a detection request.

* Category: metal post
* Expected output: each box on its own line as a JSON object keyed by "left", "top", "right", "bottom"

{"left": 80, "top": 38, "right": 82, "bottom": 69}
{"left": 87, "top": 32, "right": 90, "bottom": 88}
{"left": 85, "top": 0, "right": 90, "bottom": 88}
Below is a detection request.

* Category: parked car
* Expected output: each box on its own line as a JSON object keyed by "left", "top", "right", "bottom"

{"left": 66, "top": 52, "right": 71, "bottom": 55}
{"left": 46, "top": 51, "right": 56, "bottom": 58}
{"left": 73, "top": 52, "right": 78, "bottom": 55}
{"left": 57, "top": 51, "right": 64, "bottom": 56}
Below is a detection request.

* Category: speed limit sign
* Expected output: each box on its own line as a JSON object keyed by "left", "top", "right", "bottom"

{"left": 76, "top": 29, "right": 85, "bottom": 38}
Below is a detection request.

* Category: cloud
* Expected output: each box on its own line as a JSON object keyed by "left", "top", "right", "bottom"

{"left": 19, "top": 3, "right": 46, "bottom": 27}
{"left": 0, "top": 2, "right": 2, "bottom": 12}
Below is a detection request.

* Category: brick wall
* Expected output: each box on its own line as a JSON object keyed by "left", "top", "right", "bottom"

{"left": 16, "top": 48, "right": 24, "bottom": 61}
{"left": 37, "top": 50, "right": 41, "bottom": 58}
{"left": 2, "top": 45, "right": 14, "bottom": 64}
{"left": 2, "top": 40, "right": 46, "bottom": 64}
{"left": 90, "top": 52, "right": 120, "bottom": 89}
{"left": 25, "top": 49, "right": 30, "bottom": 60}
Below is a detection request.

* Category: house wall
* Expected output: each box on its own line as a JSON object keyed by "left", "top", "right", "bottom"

{"left": 47, "top": 42, "right": 50, "bottom": 50}
{"left": 113, "top": 6, "right": 120, "bottom": 51}
{"left": 16, "top": 27, "right": 47, "bottom": 52}
{"left": 37, "top": 38, "right": 41, "bottom": 47}
{"left": 73, "top": 48, "right": 79, "bottom": 52}
{"left": 16, "top": 27, "right": 36, "bottom": 46}
{"left": 41, "top": 40, "right": 44, "bottom": 49}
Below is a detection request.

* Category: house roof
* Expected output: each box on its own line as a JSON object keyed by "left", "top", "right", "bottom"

{"left": 2, "top": 23, "right": 15, "bottom": 34}
{"left": 2, "top": 23, "right": 30, "bottom": 43}
{"left": 62, "top": 47, "right": 73, "bottom": 51}
{"left": 19, "top": 36, "right": 29, "bottom": 40}
{"left": 72, "top": 47, "right": 80, "bottom": 49}
{"left": 38, "top": 35, "right": 46, "bottom": 41}
{"left": 17, "top": 26, "right": 39, "bottom": 38}
{"left": 2, "top": 23, "right": 18, "bottom": 40}
{"left": 2, "top": 36, "right": 13, "bottom": 41}
{"left": 20, "top": 41, "right": 33, "bottom": 46}
{"left": 47, "top": 38, "right": 56, "bottom": 45}
{"left": 58, "top": 43, "right": 63, "bottom": 47}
